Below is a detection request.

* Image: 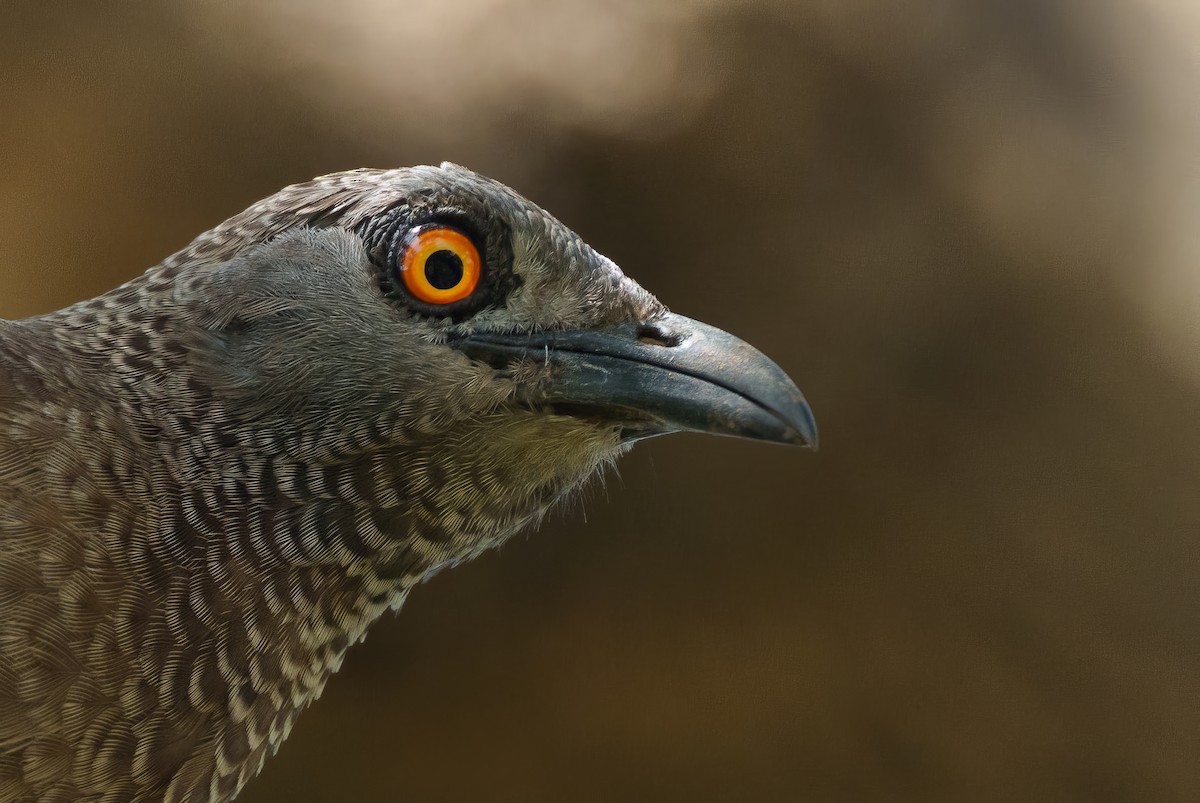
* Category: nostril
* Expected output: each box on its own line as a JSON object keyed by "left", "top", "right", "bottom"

{"left": 636, "top": 321, "right": 685, "bottom": 348}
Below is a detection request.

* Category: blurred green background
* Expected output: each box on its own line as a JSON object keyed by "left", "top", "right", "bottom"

{"left": 3, "top": 1, "right": 1199, "bottom": 800}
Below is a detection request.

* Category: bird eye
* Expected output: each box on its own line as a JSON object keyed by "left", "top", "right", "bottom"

{"left": 399, "top": 225, "right": 482, "bottom": 305}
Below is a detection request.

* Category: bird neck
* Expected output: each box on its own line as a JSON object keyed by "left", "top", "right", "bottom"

{"left": 3, "top": 297, "right": 623, "bottom": 800}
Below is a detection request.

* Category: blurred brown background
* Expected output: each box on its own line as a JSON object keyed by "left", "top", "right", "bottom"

{"left": 3, "top": 1, "right": 1199, "bottom": 801}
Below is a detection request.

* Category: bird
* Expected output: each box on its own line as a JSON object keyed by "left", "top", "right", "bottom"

{"left": 0, "top": 162, "right": 816, "bottom": 802}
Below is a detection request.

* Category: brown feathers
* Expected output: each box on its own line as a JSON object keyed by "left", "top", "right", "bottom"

{"left": 0, "top": 165, "right": 651, "bottom": 801}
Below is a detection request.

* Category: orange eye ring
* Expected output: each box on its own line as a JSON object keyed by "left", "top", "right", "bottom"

{"left": 399, "top": 225, "right": 482, "bottom": 305}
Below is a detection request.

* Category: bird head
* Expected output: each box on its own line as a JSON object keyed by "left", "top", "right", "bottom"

{"left": 1, "top": 162, "right": 818, "bottom": 802}
{"left": 138, "top": 162, "right": 815, "bottom": 572}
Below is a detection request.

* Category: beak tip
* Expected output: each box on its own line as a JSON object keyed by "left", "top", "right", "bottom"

{"left": 791, "top": 430, "right": 819, "bottom": 451}
{"left": 785, "top": 402, "right": 819, "bottom": 450}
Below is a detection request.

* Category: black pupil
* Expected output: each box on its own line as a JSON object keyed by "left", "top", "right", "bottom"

{"left": 424, "top": 249, "right": 464, "bottom": 290}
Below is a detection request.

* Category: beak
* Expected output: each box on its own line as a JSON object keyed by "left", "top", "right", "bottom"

{"left": 452, "top": 312, "right": 817, "bottom": 448}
